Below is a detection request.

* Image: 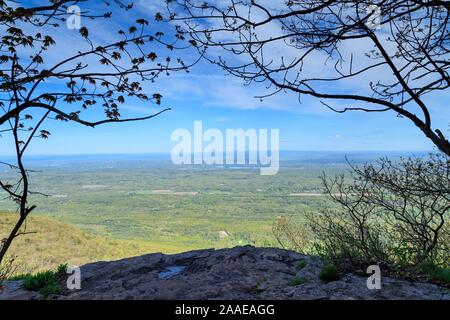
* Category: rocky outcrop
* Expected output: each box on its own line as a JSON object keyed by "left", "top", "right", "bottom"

{"left": 1, "top": 246, "right": 449, "bottom": 300}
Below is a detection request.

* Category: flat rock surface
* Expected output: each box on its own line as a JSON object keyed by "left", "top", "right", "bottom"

{"left": 0, "top": 281, "right": 40, "bottom": 300}
{"left": 1, "top": 246, "right": 449, "bottom": 300}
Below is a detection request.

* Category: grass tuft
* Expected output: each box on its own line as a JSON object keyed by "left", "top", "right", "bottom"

{"left": 56, "top": 263, "right": 68, "bottom": 275}
{"left": 20, "top": 271, "right": 60, "bottom": 297}
{"left": 11, "top": 263, "right": 68, "bottom": 298}
{"left": 289, "top": 276, "right": 306, "bottom": 286}
{"left": 319, "top": 264, "right": 340, "bottom": 282}
{"left": 296, "top": 260, "right": 308, "bottom": 270}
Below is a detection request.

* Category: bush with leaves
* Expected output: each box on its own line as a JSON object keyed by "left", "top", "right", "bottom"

{"left": 309, "top": 154, "right": 449, "bottom": 271}
{"left": 272, "top": 216, "right": 311, "bottom": 254}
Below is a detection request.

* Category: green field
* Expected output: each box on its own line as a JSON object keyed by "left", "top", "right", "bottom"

{"left": 0, "top": 152, "right": 418, "bottom": 272}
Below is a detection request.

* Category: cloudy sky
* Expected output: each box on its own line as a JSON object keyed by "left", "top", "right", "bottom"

{"left": 0, "top": 0, "right": 448, "bottom": 155}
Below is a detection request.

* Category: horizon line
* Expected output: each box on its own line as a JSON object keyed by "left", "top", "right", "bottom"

{"left": 0, "top": 149, "right": 435, "bottom": 158}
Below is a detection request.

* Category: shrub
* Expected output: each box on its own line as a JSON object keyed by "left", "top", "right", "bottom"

{"left": 12, "top": 263, "right": 67, "bottom": 297}
{"left": 296, "top": 260, "right": 308, "bottom": 270}
{"left": 272, "top": 216, "right": 311, "bottom": 254}
{"left": 21, "top": 271, "right": 60, "bottom": 297}
{"left": 319, "top": 264, "right": 340, "bottom": 282}
{"left": 289, "top": 276, "right": 306, "bottom": 286}
{"left": 56, "top": 263, "right": 68, "bottom": 275}
{"left": 310, "top": 154, "right": 449, "bottom": 270}
{"left": 421, "top": 263, "right": 450, "bottom": 285}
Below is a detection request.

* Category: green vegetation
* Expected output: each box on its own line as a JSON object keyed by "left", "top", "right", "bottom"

{"left": 12, "top": 264, "right": 68, "bottom": 297}
{"left": 275, "top": 155, "right": 449, "bottom": 285}
{"left": 421, "top": 263, "right": 450, "bottom": 285}
{"left": 14, "top": 164, "right": 339, "bottom": 249}
{"left": 289, "top": 276, "right": 306, "bottom": 286}
{"left": 21, "top": 272, "right": 60, "bottom": 297}
{"left": 0, "top": 155, "right": 348, "bottom": 273}
{"left": 319, "top": 264, "right": 340, "bottom": 283}
{"left": 56, "top": 263, "right": 68, "bottom": 275}
{"left": 2, "top": 152, "right": 447, "bottom": 284}
{"left": 296, "top": 260, "right": 307, "bottom": 270}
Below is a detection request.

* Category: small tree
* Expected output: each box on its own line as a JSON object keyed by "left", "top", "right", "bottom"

{"left": 310, "top": 154, "right": 449, "bottom": 269}
{"left": 272, "top": 216, "right": 311, "bottom": 254}
{"left": 0, "top": 0, "right": 198, "bottom": 266}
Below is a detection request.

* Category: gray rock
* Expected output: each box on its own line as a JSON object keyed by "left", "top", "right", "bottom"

{"left": 0, "top": 281, "right": 41, "bottom": 300}
{"left": 1, "top": 246, "right": 448, "bottom": 300}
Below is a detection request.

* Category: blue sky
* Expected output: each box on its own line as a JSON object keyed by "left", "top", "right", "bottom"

{"left": 0, "top": 0, "right": 448, "bottom": 156}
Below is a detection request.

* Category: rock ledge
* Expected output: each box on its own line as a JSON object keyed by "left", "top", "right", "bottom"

{"left": 1, "top": 246, "right": 449, "bottom": 300}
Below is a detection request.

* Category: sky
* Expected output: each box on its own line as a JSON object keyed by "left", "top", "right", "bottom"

{"left": 0, "top": 0, "right": 448, "bottom": 156}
